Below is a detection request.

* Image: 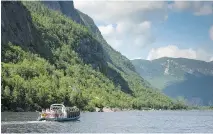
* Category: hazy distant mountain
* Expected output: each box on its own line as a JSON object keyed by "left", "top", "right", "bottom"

{"left": 132, "top": 57, "right": 213, "bottom": 106}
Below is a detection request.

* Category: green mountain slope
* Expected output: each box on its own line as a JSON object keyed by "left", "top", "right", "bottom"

{"left": 1, "top": 1, "right": 186, "bottom": 111}
{"left": 132, "top": 57, "right": 213, "bottom": 106}
{"left": 42, "top": 1, "right": 154, "bottom": 94}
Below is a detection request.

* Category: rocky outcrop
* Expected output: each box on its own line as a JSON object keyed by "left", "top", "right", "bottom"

{"left": 111, "top": 108, "right": 122, "bottom": 112}
{"left": 102, "top": 107, "right": 113, "bottom": 112}
{"left": 1, "top": 1, "right": 35, "bottom": 47}
{"left": 41, "top": 1, "right": 61, "bottom": 11}
{"left": 41, "top": 1, "right": 84, "bottom": 25}
{"left": 95, "top": 107, "right": 101, "bottom": 112}
{"left": 1, "top": 1, "right": 53, "bottom": 62}
{"left": 16, "top": 107, "right": 24, "bottom": 112}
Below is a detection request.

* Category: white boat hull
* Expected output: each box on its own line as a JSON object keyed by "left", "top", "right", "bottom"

{"left": 38, "top": 116, "right": 80, "bottom": 122}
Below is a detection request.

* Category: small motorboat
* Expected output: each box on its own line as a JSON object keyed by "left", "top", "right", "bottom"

{"left": 37, "top": 104, "right": 80, "bottom": 122}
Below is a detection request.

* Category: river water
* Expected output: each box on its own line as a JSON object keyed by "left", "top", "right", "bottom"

{"left": 1, "top": 110, "right": 213, "bottom": 133}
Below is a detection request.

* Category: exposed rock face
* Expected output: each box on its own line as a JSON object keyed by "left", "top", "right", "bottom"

{"left": 76, "top": 37, "right": 107, "bottom": 70}
{"left": 16, "top": 107, "right": 24, "bottom": 112}
{"left": 2, "top": 1, "right": 183, "bottom": 111}
{"left": 1, "top": 1, "right": 35, "bottom": 47}
{"left": 1, "top": 1, "right": 53, "bottom": 61}
{"left": 41, "top": 1, "right": 139, "bottom": 95}
{"left": 41, "top": 1, "right": 84, "bottom": 25}
{"left": 41, "top": 1, "right": 61, "bottom": 11}
{"left": 78, "top": 11, "right": 105, "bottom": 43}
{"left": 102, "top": 107, "right": 113, "bottom": 112}
{"left": 95, "top": 107, "right": 101, "bottom": 112}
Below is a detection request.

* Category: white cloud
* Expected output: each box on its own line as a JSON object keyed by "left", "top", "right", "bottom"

{"left": 74, "top": 1, "right": 167, "bottom": 23}
{"left": 194, "top": 3, "right": 213, "bottom": 16}
{"left": 74, "top": 1, "right": 213, "bottom": 61}
{"left": 98, "top": 21, "right": 155, "bottom": 49}
{"left": 172, "top": 1, "right": 191, "bottom": 10}
{"left": 210, "top": 26, "right": 213, "bottom": 40}
{"left": 170, "top": 1, "right": 213, "bottom": 16}
{"left": 74, "top": 1, "right": 168, "bottom": 50}
{"left": 147, "top": 45, "right": 213, "bottom": 62}
{"left": 115, "top": 21, "right": 151, "bottom": 36}
{"left": 147, "top": 45, "right": 196, "bottom": 60}
{"left": 107, "top": 38, "right": 123, "bottom": 49}
{"left": 98, "top": 24, "right": 115, "bottom": 37}
{"left": 195, "top": 49, "right": 213, "bottom": 61}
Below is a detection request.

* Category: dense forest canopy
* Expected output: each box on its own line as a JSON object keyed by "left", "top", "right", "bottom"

{"left": 1, "top": 1, "right": 187, "bottom": 111}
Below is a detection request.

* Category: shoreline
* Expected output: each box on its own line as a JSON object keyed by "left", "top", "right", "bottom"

{"left": 2, "top": 109, "right": 213, "bottom": 113}
{"left": 2, "top": 107, "right": 213, "bottom": 113}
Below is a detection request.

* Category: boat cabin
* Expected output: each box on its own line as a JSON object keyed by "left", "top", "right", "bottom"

{"left": 50, "top": 104, "right": 66, "bottom": 112}
{"left": 38, "top": 104, "right": 80, "bottom": 121}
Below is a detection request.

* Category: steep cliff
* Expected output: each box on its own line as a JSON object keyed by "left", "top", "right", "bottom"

{"left": 41, "top": 1, "right": 152, "bottom": 94}
{"left": 42, "top": 1, "right": 84, "bottom": 25}
{"left": 1, "top": 1, "right": 187, "bottom": 111}
{"left": 1, "top": 1, "right": 52, "bottom": 61}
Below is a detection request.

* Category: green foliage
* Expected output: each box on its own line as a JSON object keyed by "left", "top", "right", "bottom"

{"left": 78, "top": 10, "right": 186, "bottom": 109}
{"left": 1, "top": 1, "right": 187, "bottom": 111}
{"left": 1, "top": 43, "right": 133, "bottom": 111}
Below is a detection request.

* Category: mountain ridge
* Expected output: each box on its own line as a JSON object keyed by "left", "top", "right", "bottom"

{"left": 133, "top": 57, "right": 213, "bottom": 63}
{"left": 1, "top": 1, "right": 187, "bottom": 111}
{"left": 131, "top": 57, "right": 213, "bottom": 106}
{"left": 41, "top": 1, "right": 155, "bottom": 93}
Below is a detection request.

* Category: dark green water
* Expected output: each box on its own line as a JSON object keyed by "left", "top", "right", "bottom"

{"left": 1, "top": 110, "right": 213, "bottom": 133}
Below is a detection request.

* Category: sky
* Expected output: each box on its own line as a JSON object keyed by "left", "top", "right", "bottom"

{"left": 74, "top": 1, "right": 213, "bottom": 62}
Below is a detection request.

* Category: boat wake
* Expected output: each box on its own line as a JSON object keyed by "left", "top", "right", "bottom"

{"left": 1, "top": 120, "right": 47, "bottom": 125}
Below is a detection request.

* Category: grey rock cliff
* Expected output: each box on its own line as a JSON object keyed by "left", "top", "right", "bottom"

{"left": 1, "top": 1, "right": 53, "bottom": 61}
{"left": 1, "top": 1, "right": 35, "bottom": 47}
{"left": 41, "top": 1, "right": 84, "bottom": 25}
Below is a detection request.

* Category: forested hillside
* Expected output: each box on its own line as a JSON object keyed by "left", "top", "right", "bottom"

{"left": 132, "top": 57, "right": 213, "bottom": 106}
{"left": 1, "top": 1, "right": 186, "bottom": 111}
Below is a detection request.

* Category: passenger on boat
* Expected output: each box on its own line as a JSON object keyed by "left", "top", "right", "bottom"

{"left": 46, "top": 108, "right": 50, "bottom": 113}
{"left": 58, "top": 110, "right": 62, "bottom": 118}
{"left": 54, "top": 111, "right": 59, "bottom": 118}
{"left": 45, "top": 108, "right": 50, "bottom": 117}
{"left": 49, "top": 109, "right": 54, "bottom": 118}
{"left": 42, "top": 109, "right": 45, "bottom": 113}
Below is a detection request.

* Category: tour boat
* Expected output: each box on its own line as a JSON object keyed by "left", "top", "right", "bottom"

{"left": 37, "top": 104, "right": 80, "bottom": 122}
